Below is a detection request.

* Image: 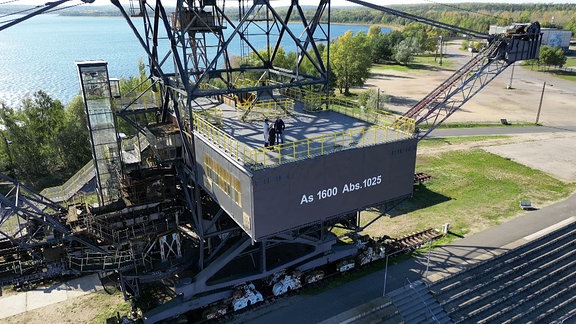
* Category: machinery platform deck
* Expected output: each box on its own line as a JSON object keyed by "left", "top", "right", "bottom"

{"left": 188, "top": 97, "right": 414, "bottom": 171}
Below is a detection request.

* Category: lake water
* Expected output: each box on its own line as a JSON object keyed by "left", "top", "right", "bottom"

{"left": 0, "top": 14, "right": 379, "bottom": 106}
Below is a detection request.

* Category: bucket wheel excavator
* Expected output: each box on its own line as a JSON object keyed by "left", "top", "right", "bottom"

{"left": 0, "top": 0, "right": 541, "bottom": 322}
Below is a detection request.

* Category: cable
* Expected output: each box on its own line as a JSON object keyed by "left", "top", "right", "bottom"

{"left": 0, "top": 5, "right": 42, "bottom": 19}
{"left": 0, "top": 0, "right": 21, "bottom": 5}
{"left": 0, "top": 0, "right": 85, "bottom": 25}
{"left": 423, "top": 0, "right": 503, "bottom": 20}
{"left": 45, "top": 2, "right": 85, "bottom": 14}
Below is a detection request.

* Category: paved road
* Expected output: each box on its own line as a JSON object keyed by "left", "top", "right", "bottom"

{"left": 232, "top": 187, "right": 576, "bottom": 324}
{"left": 428, "top": 125, "right": 576, "bottom": 137}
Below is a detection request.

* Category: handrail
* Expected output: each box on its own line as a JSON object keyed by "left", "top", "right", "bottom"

{"left": 40, "top": 135, "right": 150, "bottom": 204}
{"left": 237, "top": 98, "right": 295, "bottom": 121}
{"left": 329, "top": 103, "right": 416, "bottom": 134}
{"left": 113, "top": 92, "right": 158, "bottom": 113}
{"left": 405, "top": 278, "right": 441, "bottom": 324}
{"left": 279, "top": 85, "right": 416, "bottom": 134}
{"left": 192, "top": 112, "right": 413, "bottom": 171}
{"left": 194, "top": 107, "right": 223, "bottom": 126}
{"left": 40, "top": 162, "right": 96, "bottom": 203}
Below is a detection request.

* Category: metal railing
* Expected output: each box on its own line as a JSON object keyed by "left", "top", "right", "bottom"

{"left": 113, "top": 92, "right": 158, "bottom": 113}
{"left": 194, "top": 107, "right": 223, "bottom": 126}
{"left": 329, "top": 103, "right": 416, "bottom": 134}
{"left": 40, "top": 162, "right": 96, "bottom": 203}
{"left": 192, "top": 112, "right": 414, "bottom": 171}
{"left": 237, "top": 98, "right": 295, "bottom": 121}
{"left": 40, "top": 135, "right": 150, "bottom": 204}
{"left": 68, "top": 250, "right": 136, "bottom": 272}
{"left": 280, "top": 86, "right": 416, "bottom": 134}
{"left": 191, "top": 112, "right": 253, "bottom": 164}
{"left": 248, "top": 126, "right": 404, "bottom": 167}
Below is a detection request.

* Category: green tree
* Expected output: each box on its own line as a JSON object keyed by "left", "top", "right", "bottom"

{"left": 539, "top": 45, "right": 567, "bottom": 68}
{"left": 330, "top": 31, "right": 373, "bottom": 95}
{"left": 379, "top": 30, "right": 405, "bottom": 62}
{"left": 119, "top": 58, "right": 149, "bottom": 95}
{"left": 565, "top": 19, "right": 576, "bottom": 35}
{"left": 0, "top": 91, "right": 92, "bottom": 189}
{"left": 58, "top": 96, "right": 91, "bottom": 173}
{"left": 271, "top": 46, "right": 296, "bottom": 70}
{"left": 394, "top": 37, "right": 420, "bottom": 65}
{"left": 402, "top": 23, "right": 437, "bottom": 53}
{"left": 367, "top": 26, "right": 387, "bottom": 63}
{"left": 0, "top": 91, "right": 66, "bottom": 188}
{"left": 358, "top": 88, "right": 388, "bottom": 111}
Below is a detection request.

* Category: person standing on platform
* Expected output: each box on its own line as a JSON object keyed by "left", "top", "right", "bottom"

{"left": 268, "top": 125, "right": 276, "bottom": 147}
{"left": 263, "top": 118, "right": 270, "bottom": 147}
{"left": 274, "top": 117, "right": 285, "bottom": 144}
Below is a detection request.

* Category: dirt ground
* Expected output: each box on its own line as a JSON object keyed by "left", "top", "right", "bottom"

{"left": 360, "top": 42, "right": 576, "bottom": 181}
{"left": 2, "top": 291, "right": 128, "bottom": 324}
{"left": 362, "top": 44, "right": 576, "bottom": 126}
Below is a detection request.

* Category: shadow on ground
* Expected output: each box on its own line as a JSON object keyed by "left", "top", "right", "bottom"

{"left": 367, "top": 185, "right": 451, "bottom": 218}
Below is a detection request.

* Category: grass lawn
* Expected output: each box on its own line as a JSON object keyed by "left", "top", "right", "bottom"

{"left": 372, "top": 63, "right": 412, "bottom": 72}
{"left": 317, "top": 137, "right": 575, "bottom": 294}
{"left": 371, "top": 54, "right": 454, "bottom": 72}
{"left": 4, "top": 291, "right": 130, "bottom": 324}
{"left": 413, "top": 54, "right": 454, "bottom": 69}
{"left": 547, "top": 69, "right": 576, "bottom": 82}
{"left": 520, "top": 62, "right": 576, "bottom": 82}
{"left": 360, "top": 146, "right": 576, "bottom": 240}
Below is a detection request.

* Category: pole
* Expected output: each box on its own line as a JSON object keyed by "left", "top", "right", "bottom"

{"left": 535, "top": 81, "right": 546, "bottom": 125}
{"left": 0, "top": 132, "right": 13, "bottom": 177}
{"left": 424, "top": 240, "right": 432, "bottom": 279}
{"left": 438, "top": 36, "right": 443, "bottom": 66}
{"left": 383, "top": 254, "right": 389, "bottom": 296}
{"left": 507, "top": 62, "right": 515, "bottom": 89}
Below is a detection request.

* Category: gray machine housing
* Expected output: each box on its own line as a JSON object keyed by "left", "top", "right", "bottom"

{"left": 195, "top": 136, "right": 418, "bottom": 240}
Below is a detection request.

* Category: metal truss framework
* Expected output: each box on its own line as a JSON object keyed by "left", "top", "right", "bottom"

{"left": 349, "top": 0, "right": 542, "bottom": 140}
{"left": 0, "top": 173, "right": 101, "bottom": 251}
{"left": 405, "top": 38, "right": 511, "bottom": 138}
{"left": 115, "top": 0, "right": 330, "bottom": 101}
{"left": 346, "top": 0, "right": 489, "bottom": 39}
{"left": 0, "top": 173, "right": 111, "bottom": 287}
{"left": 113, "top": 0, "right": 333, "bottom": 275}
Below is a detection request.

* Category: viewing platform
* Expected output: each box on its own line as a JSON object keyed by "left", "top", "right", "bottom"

{"left": 176, "top": 92, "right": 418, "bottom": 240}
{"left": 188, "top": 95, "right": 416, "bottom": 171}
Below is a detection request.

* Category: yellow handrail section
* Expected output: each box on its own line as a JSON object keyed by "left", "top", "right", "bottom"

{"left": 113, "top": 92, "right": 159, "bottom": 113}
{"left": 194, "top": 108, "right": 223, "bottom": 126}
{"left": 234, "top": 78, "right": 260, "bottom": 88}
{"left": 278, "top": 86, "right": 416, "bottom": 134}
{"left": 328, "top": 103, "right": 416, "bottom": 134}
{"left": 191, "top": 111, "right": 414, "bottom": 171}
{"left": 236, "top": 98, "right": 295, "bottom": 121}
{"left": 280, "top": 86, "right": 326, "bottom": 111}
